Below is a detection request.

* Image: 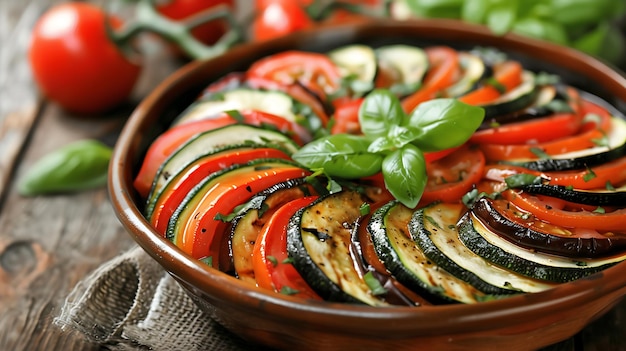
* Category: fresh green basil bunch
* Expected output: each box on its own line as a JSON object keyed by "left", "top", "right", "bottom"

{"left": 396, "top": 0, "right": 625, "bottom": 66}
{"left": 293, "top": 89, "right": 484, "bottom": 208}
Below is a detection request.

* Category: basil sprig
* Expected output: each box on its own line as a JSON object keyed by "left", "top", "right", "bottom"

{"left": 19, "top": 139, "right": 112, "bottom": 196}
{"left": 293, "top": 89, "right": 484, "bottom": 208}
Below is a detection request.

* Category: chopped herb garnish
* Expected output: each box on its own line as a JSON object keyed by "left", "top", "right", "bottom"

{"left": 565, "top": 185, "right": 574, "bottom": 190}
{"left": 364, "top": 271, "right": 387, "bottom": 296}
{"left": 424, "top": 215, "right": 442, "bottom": 230}
{"left": 606, "top": 181, "right": 616, "bottom": 191}
{"left": 224, "top": 109, "right": 245, "bottom": 122}
{"left": 280, "top": 286, "right": 300, "bottom": 295}
{"left": 484, "top": 77, "right": 506, "bottom": 93}
{"left": 200, "top": 256, "right": 213, "bottom": 267}
{"left": 529, "top": 147, "right": 550, "bottom": 160}
{"left": 504, "top": 173, "right": 542, "bottom": 188}
{"left": 282, "top": 257, "right": 294, "bottom": 264}
{"left": 327, "top": 179, "right": 342, "bottom": 193}
{"left": 591, "top": 133, "right": 609, "bottom": 147}
{"left": 583, "top": 167, "right": 597, "bottom": 182}
{"left": 359, "top": 202, "right": 371, "bottom": 216}
{"left": 267, "top": 255, "right": 278, "bottom": 266}
{"left": 489, "top": 120, "right": 501, "bottom": 128}
{"left": 593, "top": 206, "right": 606, "bottom": 214}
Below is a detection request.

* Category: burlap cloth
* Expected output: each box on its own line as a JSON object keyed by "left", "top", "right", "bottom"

{"left": 54, "top": 246, "right": 269, "bottom": 351}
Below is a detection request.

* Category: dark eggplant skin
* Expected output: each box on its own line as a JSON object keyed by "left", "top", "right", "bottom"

{"left": 519, "top": 183, "right": 626, "bottom": 206}
{"left": 510, "top": 142, "right": 626, "bottom": 172}
{"left": 472, "top": 197, "right": 626, "bottom": 258}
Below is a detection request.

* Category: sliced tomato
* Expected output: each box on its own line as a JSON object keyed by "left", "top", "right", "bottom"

{"left": 470, "top": 86, "right": 583, "bottom": 146}
{"left": 150, "top": 147, "right": 292, "bottom": 234}
{"left": 401, "top": 46, "right": 460, "bottom": 113}
{"left": 330, "top": 97, "right": 363, "bottom": 134}
{"left": 458, "top": 60, "right": 523, "bottom": 105}
{"left": 502, "top": 189, "right": 626, "bottom": 232}
{"left": 419, "top": 145, "right": 486, "bottom": 205}
{"left": 478, "top": 98, "right": 610, "bottom": 160}
{"left": 423, "top": 146, "right": 460, "bottom": 163}
{"left": 247, "top": 51, "right": 342, "bottom": 101}
{"left": 180, "top": 166, "right": 309, "bottom": 264}
{"left": 133, "top": 110, "right": 304, "bottom": 197}
{"left": 252, "top": 196, "right": 322, "bottom": 299}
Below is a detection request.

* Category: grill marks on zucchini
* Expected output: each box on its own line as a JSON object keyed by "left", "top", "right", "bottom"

{"left": 287, "top": 191, "right": 389, "bottom": 306}
{"left": 229, "top": 179, "right": 314, "bottom": 283}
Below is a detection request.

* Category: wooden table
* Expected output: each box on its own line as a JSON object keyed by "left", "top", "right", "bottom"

{"left": 1, "top": 1, "right": 625, "bottom": 350}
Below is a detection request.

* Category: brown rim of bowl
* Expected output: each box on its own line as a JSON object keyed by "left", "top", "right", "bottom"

{"left": 109, "top": 19, "right": 626, "bottom": 337}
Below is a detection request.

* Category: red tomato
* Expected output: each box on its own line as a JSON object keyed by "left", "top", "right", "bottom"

{"left": 479, "top": 99, "right": 612, "bottom": 161}
{"left": 331, "top": 98, "right": 363, "bottom": 134}
{"left": 157, "top": 0, "right": 234, "bottom": 45}
{"left": 470, "top": 87, "right": 583, "bottom": 145}
{"left": 502, "top": 190, "right": 626, "bottom": 232}
{"left": 29, "top": 2, "right": 141, "bottom": 114}
{"left": 401, "top": 46, "right": 460, "bottom": 113}
{"left": 247, "top": 50, "right": 342, "bottom": 101}
{"left": 133, "top": 110, "right": 306, "bottom": 198}
{"left": 181, "top": 166, "right": 310, "bottom": 262}
{"left": 252, "top": 0, "right": 314, "bottom": 41}
{"left": 419, "top": 146, "right": 486, "bottom": 205}
{"left": 253, "top": 196, "right": 322, "bottom": 299}
{"left": 150, "top": 147, "right": 292, "bottom": 234}
{"left": 458, "top": 60, "right": 523, "bottom": 105}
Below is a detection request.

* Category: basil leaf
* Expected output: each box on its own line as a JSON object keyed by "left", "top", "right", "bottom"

{"left": 409, "top": 98, "right": 484, "bottom": 151}
{"left": 486, "top": 1, "right": 518, "bottom": 35}
{"left": 511, "top": 17, "right": 568, "bottom": 45}
{"left": 504, "top": 174, "right": 542, "bottom": 188}
{"left": 381, "top": 144, "right": 427, "bottom": 209}
{"left": 19, "top": 139, "right": 112, "bottom": 196}
{"left": 461, "top": 0, "right": 489, "bottom": 23}
{"left": 359, "top": 89, "right": 406, "bottom": 138}
{"left": 292, "top": 134, "right": 383, "bottom": 179}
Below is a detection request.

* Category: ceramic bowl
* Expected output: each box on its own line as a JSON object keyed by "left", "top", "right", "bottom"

{"left": 109, "top": 19, "right": 626, "bottom": 351}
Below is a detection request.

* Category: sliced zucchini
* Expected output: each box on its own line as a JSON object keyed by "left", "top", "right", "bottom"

{"left": 463, "top": 200, "right": 626, "bottom": 280}
{"left": 481, "top": 71, "right": 538, "bottom": 119}
{"left": 442, "top": 52, "right": 486, "bottom": 98}
{"left": 479, "top": 85, "right": 558, "bottom": 129}
{"left": 408, "top": 203, "right": 557, "bottom": 293}
{"left": 229, "top": 179, "right": 313, "bottom": 283}
{"left": 511, "top": 117, "right": 626, "bottom": 171}
{"left": 328, "top": 44, "right": 376, "bottom": 96}
{"left": 369, "top": 201, "right": 495, "bottom": 304}
{"left": 375, "top": 44, "right": 428, "bottom": 94}
{"left": 286, "top": 190, "right": 388, "bottom": 306}
{"left": 166, "top": 159, "right": 306, "bottom": 265}
{"left": 147, "top": 124, "right": 299, "bottom": 214}
{"left": 172, "top": 88, "right": 321, "bottom": 130}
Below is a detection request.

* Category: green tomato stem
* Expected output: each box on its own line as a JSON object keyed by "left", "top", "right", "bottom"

{"left": 110, "top": 0, "right": 243, "bottom": 60}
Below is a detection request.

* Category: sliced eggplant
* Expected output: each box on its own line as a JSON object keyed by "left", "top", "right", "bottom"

{"left": 472, "top": 197, "right": 626, "bottom": 258}
{"left": 518, "top": 183, "right": 626, "bottom": 207}
{"left": 409, "top": 203, "right": 555, "bottom": 293}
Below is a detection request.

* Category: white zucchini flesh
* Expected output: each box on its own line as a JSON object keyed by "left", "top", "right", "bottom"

{"left": 420, "top": 204, "right": 557, "bottom": 293}
{"left": 173, "top": 89, "right": 299, "bottom": 126}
